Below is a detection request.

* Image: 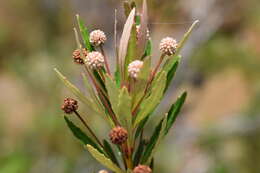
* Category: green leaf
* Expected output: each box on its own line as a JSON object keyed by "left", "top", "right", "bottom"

{"left": 142, "top": 39, "right": 152, "bottom": 60}
{"left": 141, "top": 117, "right": 167, "bottom": 164}
{"left": 134, "top": 72, "right": 167, "bottom": 127}
{"left": 86, "top": 145, "right": 124, "bottom": 173}
{"left": 117, "top": 87, "right": 133, "bottom": 144}
{"left": 164, "top": 56, "right": 181, "bottom": 92}
{"left": 114, "top": 69, "right": 121, "bottom": 88}
{"left": 125, "top": 23, "right": 137, "bottom": 76}
{"left": 133, "top": 139, "right": 145, "bottom": 166}
{"left": 134, "top": 116, "right": 149, "bottom": 139}
{"left": 175, "top": 20, "right": 199, "bottom": 55}
{"left": 133, "top": 56, "right": 151, "bottom": 107}
{"left": 105, "top": 75, "right": 120, "bottom": 116}
{"left": 82, "top": 74, "right": 114, "bottom": 127}
{"left": 64, "top": 116, "right": 102, "bottom": 153}
{"left": 103, "top": 140, "right": 120, "bottom": 166}
{"left": 76, "top": 15, "right": 94, "bottom": 51}
{"left": 54, "top": 68, "right": 99, "bottom": 115}
{"left": 165, "top": 91, "right": 187, "bottom": 135}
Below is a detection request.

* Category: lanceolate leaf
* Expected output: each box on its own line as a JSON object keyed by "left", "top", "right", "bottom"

{"left": 105, "top": 74, "right": 120, "bottom": 116}
{"left": 134, "top": 72, "right": 167, "bottom": 127}
{"left": 165, "top": 91, "right": 187, "bottom": 135}
{"left": 86, "top": 145, "right": 124, "bottom": 173}
{"left": 133, "top": 139, "right": 146, "bottom": 166}
{"left": 118, "top": 8, "right": 136, "bottom": 81}
{"left": 133, "top": 57, "right": 151, "bottom": 107}
{"left": 117, "top": 87, "right": 133, "bottom": 144}
{"left": 64, "top": 116, "right": 102, "bottom": 153}
{"left": 103, "top": 140, "right": 120, "bottom": 166}
{"left": 141, "top": 117, "right": 167, "bottom": 164}
{"left": 164, "top": 56, "right": 181, "bottom": 92}
{"left": 54, "top": 68, "right": 99, "bottom": 115}
{"left": 76, "top": 15, "right": 94, "bottom": 52}
{"left": 124, "top": 23, "right": 137, "bottom": 76}
{"left": 142, "top": 39, "right": 152, "bottom": 60}
{"left": 175, "top": 20, "right": 199, "bottom": 55}
{"left": 82, "top": 74, "right": 114, "bottom": 127}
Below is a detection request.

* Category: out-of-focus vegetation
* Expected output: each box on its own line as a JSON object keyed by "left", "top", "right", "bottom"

{"left": 0, "top": 0, "right": 259, "bottom": 172}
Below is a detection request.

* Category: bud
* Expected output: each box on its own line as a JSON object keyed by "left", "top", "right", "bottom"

{"left": 159, "top": 37, "right": 178, "bottom": 56}
{"left": 98, "top": 170, "right": 109, "bottom": 173}
{"left": 90, "top": 30, "right": 107, "bottom": 46}
{"left": 128, "top": 60, "right": 144, "bottom": 79}
{"left": 72, "top": 48, "right": 88, "bottom": 65}
{"left": 85, "top": 51, "right": 105, "bottom": 69}
{"left": 133, "top": 165, "right": 152, "bottom": 173}
{"left": 136, "top": 25, "right": 150, "bottom": 40}
{"left": 61, "top": 98, "right": 78, "bottom": 114}
{"left": 109, "top": 126, "right": 128, "bottom": 145}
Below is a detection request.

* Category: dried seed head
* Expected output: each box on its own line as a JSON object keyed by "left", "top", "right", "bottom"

{"left": 61, "top": 98, "right": 78, "bottom": 114}
{"left": 159, "top": 37, "right": 178, "bottom": 56}
{"left": 128, "top": 60, "right": 144, "bottom": 78}
{"left": 85, "top": 51, "right": 105, "bottom": 69}
{"left": 90, "top": 30, "right": 107, "bottom": 46}
{"left": 98, "top": 170, "right": 109, "bottom": 173}
{"left": 109, "top": 126, "right": 128, "bottom": 145}
{"left": 133, "top": 165, "right": 152, "bottom": 173}
{"left": 72, "top": 48, "right": 88, "bottom": 64}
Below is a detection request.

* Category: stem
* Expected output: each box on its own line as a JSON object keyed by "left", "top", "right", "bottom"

{"left": 132, "top": 54, "right": 165, "bottom": 116}
{"left": 100, "top": 45, "right": 111, "bottom": 75}
{"left": 74, "top": 111, "right": 104, "bottom": 148}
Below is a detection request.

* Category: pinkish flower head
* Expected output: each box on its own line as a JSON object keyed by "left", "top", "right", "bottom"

{"left": 159, "top": 37, "right": 178, "bottom": 56}
{"left": 90, "top": 30, "right": 107, "bottom": 46}
{"left": 85, "top": 51, "right": 104, "bottom": 69}
{"left": 128, "top": 60, "right": 144, "bottom": 78}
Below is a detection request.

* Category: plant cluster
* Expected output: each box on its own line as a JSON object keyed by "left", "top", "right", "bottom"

{"left": 55, "top": 1, "right": 198, "bottom": 172}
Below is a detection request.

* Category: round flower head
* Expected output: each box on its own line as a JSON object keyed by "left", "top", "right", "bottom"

{"left": 61, "top": 98, "right": 78, "bottom": 114}
{"left": 85, "top": 51, "right": 105, "bottom": 69}
{"left": 159, "top": 37, "right": 178, "bottom": 56}
{"left": 109, "top": 126, "right": 128, "bottom": 145}
{"left": 90, "top": 30, "right": 107, "bottom": 46}
{"left": 128, "top": 60, "right": 144, "bottom": 79}
{"left": 133, "top": 165, "right": 152, "bottom": 173}
{"left": 72, "top": 48, "right": 88, "bottom": 64}
{"left": 98, "top": 170, "right": 108, "bottom": 173}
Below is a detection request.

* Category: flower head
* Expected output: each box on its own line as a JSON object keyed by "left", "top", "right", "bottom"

{"left": 72, "top": 48, "right": 88, "bottom": 64}
{"left": 133, "top": 165, "right": 152, "bottom": 173}
{"left": 159, "top": 37, "right": 178, "bottom": 56}
{"left": 136, "top": 25, "right": 150, "bottom": 40}
{"left": 98, "top": 170, "right": 108, "bottom": 173}
{"left": 85, "top": 51, "right": 105, "bottom": 69}
{"left": 128, "top": 60, "right": 144, "bottom": 78}
{"left": 90, "top": 30, "right": 107, "bottom": 46}
{"left": 61, "top": 98, "right": 78, "bottom": 114}
{"left": 109, "top": 126, "right": 128, "bottom": 145}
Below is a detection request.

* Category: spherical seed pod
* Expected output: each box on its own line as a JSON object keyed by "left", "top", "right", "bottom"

{"left": 98, "top": 170, "right": 109, "bottom": 173}
{"left": 159, "top": 37, "right": 178, "bottom": 56}
{"left": 90, "top": 30, "right": 107, "bottom": 46}
{"left": 133, "top": 165, "right": 152, "bottom": 173}
{"left": 61, "top": 98, "right": 78, "bottom": 114}
{"left": 85, "top": 51, "right": 105, "bottom": 69}
{"left": 109, "top": 126, "right": 128, "bottom": 145}
{"left": 72, "top": 48, "right": 88, "bottom": 65}
{"left": 128, "top": 60, "right": 144, "bottom": 79}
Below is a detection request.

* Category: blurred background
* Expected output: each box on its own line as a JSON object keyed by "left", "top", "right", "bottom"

{"left": 0, "top": 0, "right": 260, "bottom": 172}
